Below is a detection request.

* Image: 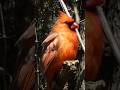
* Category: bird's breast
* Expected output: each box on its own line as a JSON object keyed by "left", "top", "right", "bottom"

{"left": 57, "top": 31, "right": 78, "bottom": 61}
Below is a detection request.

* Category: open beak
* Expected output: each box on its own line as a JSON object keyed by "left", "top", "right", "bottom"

{"left": 71, "top": 22, "right": 79, "bottom": 29}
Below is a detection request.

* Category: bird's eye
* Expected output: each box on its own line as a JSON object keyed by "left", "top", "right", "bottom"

{"left": 65, "top": 21, "right": 74, "bottom": 27}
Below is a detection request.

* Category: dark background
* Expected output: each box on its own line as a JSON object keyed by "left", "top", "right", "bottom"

{"left": 0, "top": 0, "right": 120, "bottom": 90}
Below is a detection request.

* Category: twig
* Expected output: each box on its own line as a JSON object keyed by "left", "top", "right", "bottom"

{"left": 72, "top": 1, "right": 85, "bottom": 90}
{"left": 58, "top": 0, "right": 85, "bottom": 52}
{"left": 0, "top": 3, "right": 6, "bottom": 38}
{"left": 0, "top": 3, "right": 7, "bottom": 90}
{"left": 73, "top": 1, "right": 85, "bottom": 52}
{"left": 96, "top": 6, "right": 120, "bottom": 64}
{"left": 59, "top": 0, "right": 71, "bottom": 17}
{"left": 34, "top": 1, "right": 41, "bottom": 89}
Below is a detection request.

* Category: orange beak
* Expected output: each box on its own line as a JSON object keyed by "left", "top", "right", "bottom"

{"left": 71, "top": 22, "right": 79, "bottom": 29}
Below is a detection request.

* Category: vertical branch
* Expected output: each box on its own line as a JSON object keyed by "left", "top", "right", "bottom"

{"left": 73, "top": 0, "right": 85, "bottom": 52}
{"left": 96, "top": 6, "right": 120, "bottom": 64}
{"left": 34, "top": 0, "right": 41, "bottom": 89}
{"left": 34, "top": 19, "right": 41, "bottom": 90}
{"left": 0, "top": 3, "right": 7, "bottom": 90}
{"left": 0, "top": 3, "right": 7, "bottom": 66}
{"left": 72, "top": 0, "right": 85, "bottom": 90}
{"left": 0, "top": 3, "right": 6, "bottom": 37}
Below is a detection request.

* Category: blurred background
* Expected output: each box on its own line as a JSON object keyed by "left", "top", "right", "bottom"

{"left": 0, "top": 0, "right": 120, "bottom": 90}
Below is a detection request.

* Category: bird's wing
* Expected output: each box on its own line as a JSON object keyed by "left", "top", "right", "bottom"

{"left": 15, "top": 22, "right": 35, "bottom": 46}
{"left": 41, "top": 32, "right": 59, "bottom": 75}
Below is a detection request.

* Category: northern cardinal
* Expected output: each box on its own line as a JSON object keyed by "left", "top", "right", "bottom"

{"left": 86, "top": 0, "right": 105, "bottom": 8}
{"left": 11, "top": 11, "right": 79, "bottom": 90}
{"left": 85, "top": 0, "right": 104, "bottom": 81}
{"left": 85, "top": 11, "right": 104, "bottom": 81}
{"left": 41, "top": 11, "right": 79, "bottom": 89}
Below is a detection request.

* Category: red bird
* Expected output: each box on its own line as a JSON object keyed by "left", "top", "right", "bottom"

{"left": 86, "top": 0, "right": 105, "bottom": 8}
{"left": 85, "top": 11, "right": 104, "bottom": 81}
{"left": 85, "top": 0, "right": 104, "bottom": 81}
{"left": 41, "top": 11, "right": 79, "bottom": 89}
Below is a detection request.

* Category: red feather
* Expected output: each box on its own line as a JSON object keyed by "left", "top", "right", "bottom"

{"left": 41, "top": 11, "right": 78, "bottom": 88}
{"left": 85, "top": 11, "right": 104, "bottom": 81}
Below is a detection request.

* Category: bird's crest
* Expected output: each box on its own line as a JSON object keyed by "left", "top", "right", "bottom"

{"left": 58, "top": 11, "right": 74, "bottom": 23}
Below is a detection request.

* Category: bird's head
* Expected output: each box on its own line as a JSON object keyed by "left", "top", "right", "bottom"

{"left": 53, "top": 11, "right": 79, "bottom": 31}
